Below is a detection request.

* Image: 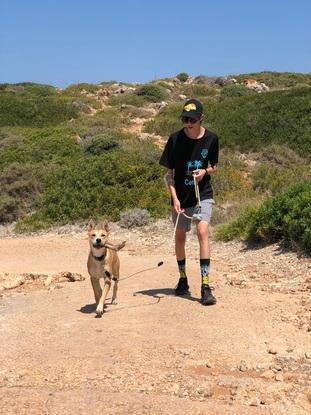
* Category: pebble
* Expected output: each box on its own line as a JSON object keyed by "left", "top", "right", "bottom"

{"left": 275, "top": 373, "right": 284, "bottom": 382}
{"left": 238, "top": 360, "right": 248, "bottom": 372}
{"left": 249, "top": 398, "right": 260, "bottom": 406}
{"left": 260, "top": 370, "right": 275, "bottom": 379}
{"left": 268, "top": 348, "right": 278, "bottom": 355}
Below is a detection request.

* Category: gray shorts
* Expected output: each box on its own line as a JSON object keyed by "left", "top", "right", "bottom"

{"left": 172, "top": 199, "right": 215, "bottom": 232}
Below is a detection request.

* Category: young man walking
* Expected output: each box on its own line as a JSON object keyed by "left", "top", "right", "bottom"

{"left": 159, "top": 98, "right": 219, "bottom": 305}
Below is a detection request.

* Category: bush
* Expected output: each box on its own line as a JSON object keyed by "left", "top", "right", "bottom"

{"left": 0, "top": 93, "right": 79, "bottom": 127}
{"left": 63, "top": 83, "right": 101, "bottom": 95}
{"left": 143, "top": 102, "right": 184, "bottom": 136}
{"left": 136, "top": 84, "right": 169, "bottom": 102}
{"left": 220, "top": 84, "right": 254, "bottom": 98}
{"left": 215, "top": 204, "right": 259, "bottom": 241}
{"left": 84, "top": 133, "right": 120, "bottom": 154}
{"left": 176, "top": 72, "right": 189, "bottom": 82}
{"left": 1, "top": 83, "right": 57, "bottom": 97}
{"left": 205, "top": 87, "right": 311, "bottom": 157}
{"left": 247, "top": 181, "right": 311, "bottom": 252}
{"left": 119, "top": 208, "right": 152, "bottom": 228}
{"left": 212, "top": 164, "right": 253, "bottom": 202}
{"left": 0, "top": 163, "right": 40, "bottom": 223}
{"left": 178, "top": 84, "right": 218, "bottom": 99}
{"left": 12, "top": 137, "right": 168, "bottom": 231}
{"left": 230, "top": 71, "right": 311, "bottom": 89}
{"left": 108, "top": 93, "right": 146, "bottom": 108}
{"left": 251, "top": 164, "right": 311, "bottom": 196}
{"left": 216, "top": 181, "right": 311, "bottom": 254}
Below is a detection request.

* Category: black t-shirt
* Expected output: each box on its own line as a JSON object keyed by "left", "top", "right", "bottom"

{"left": 159, "top": 127, "right": 219, "bottom": 208}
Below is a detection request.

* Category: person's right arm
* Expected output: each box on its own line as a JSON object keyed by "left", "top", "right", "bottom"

{"left": 164, "top": 169, "right": 183, "bottom": 213}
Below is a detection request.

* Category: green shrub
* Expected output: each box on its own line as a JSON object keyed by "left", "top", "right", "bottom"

{"left": 205, "top": 87, "right": 311, "bottom": 157}
{"left": 0, "top": 163, "right": 40, "bottom": 223}
{"left": 0, "top": 93, "right": 79, "bottom": 127}
{"left": 0, "top": 126, "right": 82, "bottom": 168}
{"left": 231, "top": 72, "right": 311, "bottom": 89}
{"left": 220, "top": 84, "right": 254, "bottom": 98}
{"left": 215, "top": 204, "right": 260, "bottom": 241}
{"left": 13, "top": 138, "right": 168, "bottom": 231}
{"left": 251, "top": 164, "right": 311, "bottom": 196}
{"left": 136, "top": 84, "right": 169, "bottom": 102}
{"left": 63, "top": 83, "right": 101, "bottom": 95}
{"left": 84, "top": 133, "right": 120, "bottom": 154}
{"left": 178, "top": 84, "right": 218, "bottom": 100}
{"left": 212, "top": 165, "right": 253, "bottom": 202}
{"left": 143, "top": 102, "right": 184, "bottom": 136}
{"left": 0, "top": 83, "right": 57, "bottom": 97}
{"left": 176, "top": 72, "right": 189, "bottom": 82}
{"left": 260, "top": 144, "right": 306, "bottom": 165}
{"left": 247, "top": 181, "right": 311, "bottom": 252}
{"left": 216, "top": 181, "right": 311, "bottom": 254}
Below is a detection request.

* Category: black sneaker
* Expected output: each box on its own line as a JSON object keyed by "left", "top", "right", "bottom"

{"left": 201, "top": 285, "right": 216, "bottom": 305}
{"left": 175, "top": 277, "right": 190, "bottom": 296}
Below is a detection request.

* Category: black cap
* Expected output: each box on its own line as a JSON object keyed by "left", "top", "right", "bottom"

{"left": 181, "top": 98, "right": 203, "bottom": 119}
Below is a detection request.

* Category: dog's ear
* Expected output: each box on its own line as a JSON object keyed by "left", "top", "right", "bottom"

{"left": 101, "top": 220, "right": 109, "bottom": 232}
{"left": 88, "top": 220, "right": 95, "bottom": 231}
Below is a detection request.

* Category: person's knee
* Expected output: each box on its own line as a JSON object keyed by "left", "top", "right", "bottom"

{"left": 197, "top": 222, "right": 209, "bottom": 240}
{"left": 175, "top": 229, "right": 186, "bottom": 244}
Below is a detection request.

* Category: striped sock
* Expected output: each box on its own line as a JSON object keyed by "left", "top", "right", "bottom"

{"left": 177, "top": 259, "right": 187, "bottom": 278}
{"left": 200, "top": 258, "right": 210, "bottom": 286}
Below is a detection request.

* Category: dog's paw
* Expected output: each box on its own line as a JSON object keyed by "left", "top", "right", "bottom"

{"left": 111, "top": 298, "right": 118, "bottom": 305}
{"left": 95, "top": 304, "right": 104, "bottom": 316}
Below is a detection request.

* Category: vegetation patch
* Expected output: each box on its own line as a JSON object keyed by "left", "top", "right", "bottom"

{"left": 216, "top": 181, "right": 311, "bottom": 254}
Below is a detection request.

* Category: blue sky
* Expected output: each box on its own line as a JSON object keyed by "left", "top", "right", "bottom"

{"left": 1, "top": 0, "right": 310, "bottom": 87}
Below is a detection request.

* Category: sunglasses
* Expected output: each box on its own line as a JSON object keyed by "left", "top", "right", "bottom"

{"left": 181, "top": 116, "right": 200, "bottom": 124}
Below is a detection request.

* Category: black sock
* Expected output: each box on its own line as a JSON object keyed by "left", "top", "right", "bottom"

{"left": 200, "top": 258, "right": 210, "bottom": 286}
{"left": 177, "top": 259, "right": 187, "bottom": 278}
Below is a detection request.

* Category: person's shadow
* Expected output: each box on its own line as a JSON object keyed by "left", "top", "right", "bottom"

{"left": 78, "top": 288, "right": 198, "bottom": 316}
{"left": 134, "top": 287, "right": 198, "bottom": 302}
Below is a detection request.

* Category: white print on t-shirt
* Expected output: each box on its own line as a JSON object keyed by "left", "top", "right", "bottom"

{"left": 185, "top": 160, "right": 203, "bottom": 186}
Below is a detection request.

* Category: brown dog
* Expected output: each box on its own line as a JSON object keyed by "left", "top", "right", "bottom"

{"left": 87, "top": 220, "right": 125, "bottom": 316}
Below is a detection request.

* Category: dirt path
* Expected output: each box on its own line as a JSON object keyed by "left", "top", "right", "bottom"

{"left": 0, "top": 222, "right": 310, "bottom": 414}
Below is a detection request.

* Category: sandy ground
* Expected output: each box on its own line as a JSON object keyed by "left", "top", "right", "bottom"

{"left": 0, "top": 221, "right": 311, "bottom": 414}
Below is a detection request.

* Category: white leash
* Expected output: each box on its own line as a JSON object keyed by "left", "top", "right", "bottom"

{"left": 194, "top": 178, "right": 201, "bottom": 208}
{"left": 180, "top": 177, "right": 202, "bottom": 220}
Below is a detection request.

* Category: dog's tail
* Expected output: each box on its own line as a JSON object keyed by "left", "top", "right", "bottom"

{"left": 105, "top": 241, "right": 126, "bottom": 251}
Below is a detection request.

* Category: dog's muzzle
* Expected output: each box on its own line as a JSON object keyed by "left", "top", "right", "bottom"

{"left": 93, "top": 240, "right": 106, "bottom": 249}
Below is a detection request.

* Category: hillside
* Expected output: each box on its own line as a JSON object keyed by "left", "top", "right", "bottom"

{"left": 0, "top": 71, "right": 311, "bottom": 252}
{"left": 0, "top": 72, "right": 311, "bottom": 414}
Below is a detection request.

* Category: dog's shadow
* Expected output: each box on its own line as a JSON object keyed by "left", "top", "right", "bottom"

{"left": 78, "top": 303, "right": 96, "bottom": 314}
{"left": 134, "top": 287, "right": 198, "bottom": 303}
{"left": 78, "top": 303, "right": 108, "bottom": 314}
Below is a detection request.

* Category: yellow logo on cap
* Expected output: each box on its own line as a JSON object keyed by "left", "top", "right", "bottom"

{"left": 184, "top": 103, "right": 196, "bottom": 112}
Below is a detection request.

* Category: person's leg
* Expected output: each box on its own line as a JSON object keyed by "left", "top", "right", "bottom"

{"left": 196, "top": 220, "right": 210, "bottom": 259}
{"left": 171, "top": 208, "right": 192, "bottom": 295}
{"left": 196, "top": 200, "right": 217, "bottom": 305}
{"left": 175, "top": 228, "right": 186, "bottom": 261}
{"left": 174, "top": 228, "right": 190, "bottom": 295}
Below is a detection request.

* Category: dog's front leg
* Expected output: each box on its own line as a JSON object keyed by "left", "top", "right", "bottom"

{"left": 91, "top": 277, "right": 102, "bottom": 305}
{"left": 96, "top": 279, "right": 111, "bottom": 316}
{"left": 111, "top": 278, "right": 118, "bottom": 305}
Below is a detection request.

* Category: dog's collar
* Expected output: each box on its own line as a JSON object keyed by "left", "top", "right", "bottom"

{"left": 93, "top": 254, "right": 105, "bottom": 261}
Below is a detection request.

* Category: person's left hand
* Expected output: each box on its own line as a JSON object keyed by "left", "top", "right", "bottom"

{"left": 192, "top": 169, "right": 205, "bottom": 182}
